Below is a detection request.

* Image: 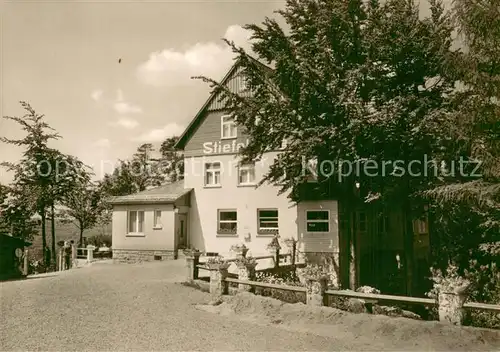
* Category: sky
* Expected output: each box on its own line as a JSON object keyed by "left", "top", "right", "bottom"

{"left": 0, "top": 0, "right": 284, "bottom": 184}
{"left": 0, "top": 0, "right": 450, "bottom": 185}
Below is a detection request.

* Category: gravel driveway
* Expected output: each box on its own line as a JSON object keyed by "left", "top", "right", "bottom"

{"left": 1, "top": 260, "right": 361, "bottom": 351}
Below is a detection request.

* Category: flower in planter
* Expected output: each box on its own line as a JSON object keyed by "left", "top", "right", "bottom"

{"left": 427, "top": 262, "right": 471, "bottom": 299}
{"left": 230, "top": 243, "right": 248, "bottom": 253}
{"left": 205, "top": 255, "right": 229, "bottom": 268}
{"left": 235, "top": 255, "right": 257, "bottom": 267}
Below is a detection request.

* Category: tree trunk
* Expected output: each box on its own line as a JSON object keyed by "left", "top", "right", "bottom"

{"left": 51, "top": 203, "right": 56, "bottom": 266}
{"left": 79, "top": 225, "right": 84, "bottom": 247}
{"left": 349, "top": 210, "right": 357, "bottom": 291}
{"left": 41, "top": 207, "right": 48, "bottom": 266}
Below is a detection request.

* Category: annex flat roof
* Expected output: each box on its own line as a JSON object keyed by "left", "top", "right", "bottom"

{"left": 108, "top": 180, "right": 192, "bottom": 205}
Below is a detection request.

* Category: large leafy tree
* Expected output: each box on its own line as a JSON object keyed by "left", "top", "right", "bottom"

{"left": 1, "top": 102, "right": 89, "bottom": 266}
{"left": 425, "top": 0, "right": 500, "bottom": 239}
{"left": 1, "top": 102, "right": 61, "bottom": 264}
{"left": 61, "top": 181, "right": 108, "bottom": 246}
{"left": 422, "top": 0, "right": 500, "bottom": 316}
{"left": 200, "top": 0, "right": 457, "bottom": 289}
{"left": 158, "top": 136, "right": 184, "bottom": 183}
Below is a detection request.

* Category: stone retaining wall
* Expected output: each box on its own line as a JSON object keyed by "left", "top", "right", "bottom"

{"left": 112, "top": 249, "right": 177, "bottom": 263}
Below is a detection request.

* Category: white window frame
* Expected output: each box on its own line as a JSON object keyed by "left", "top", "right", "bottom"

{"left": 305, "top": 209, "right": 330, "bottom": 233}
{"left": 127, "top": 210, "right": 145, "bottom": 234}
{"left": 204, "top": 162, "right": 221, "bottom": 187}
{"left": 238, "top": 162, "right": 256, "bottom": 186}
{"left": 153, "top": 210, "right": 162, "bottom": 229}
{"left": 217, "top": 209, "right": 237, "bottom": 235}
{"left": 221, "top": 114, "right": 237, "bottom": 139}
{"left": 257, "top": 208, "right": 279, "bottom": 234}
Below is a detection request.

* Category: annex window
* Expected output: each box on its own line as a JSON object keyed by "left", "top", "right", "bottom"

{"left": 238, "top": 163, "right": 256, "bottom": 185}
{"left": 257, "top": 209, "right": 279, "bottom": 234}
{"left": 221, "top": 115, "right": 237, "bottom": 139}
{"left": 153, "top": 210, "right": 162, "bottom": 229}
{"left": 306, "top": 210, "right": 330, "bottom": 232}
{"left": 218, "top": 209, "right": 237, "bottom": 234}
{"left": 205, "top": 162, "right": 221, "bottom": 186}
{"left": 128, "top": 210, "right": 145, "bottom": 233}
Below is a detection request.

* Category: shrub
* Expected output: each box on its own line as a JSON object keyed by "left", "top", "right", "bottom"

{"left": 463, "top": 261, "right": 500, "bottom": 329}
{"left": 255, "top": 270, "right": 305, "bottom": 304}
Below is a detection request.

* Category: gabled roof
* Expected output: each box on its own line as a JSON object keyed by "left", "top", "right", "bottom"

{"left": 175, "top": 55, "right": 274, "bottom": 150}
{"left": 108, "top": 180, "right": 192, "bottom": 205}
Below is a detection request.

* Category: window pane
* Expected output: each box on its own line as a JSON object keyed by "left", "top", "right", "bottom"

{"left": 220, "top": 211, "right": 237, "bottom": 221}
{"left": 128, "top": 211, "right": 137, "bottom": 232}
{"left": 259, "top": 210, "right": 278, "bottom": 218}
{"left": 229, "top": 124, "right": 237, "bottom": 137}
{"left": 248, "top": 168, "right": 255, "bottom": 182}
{"left": 214, "top": 171, "right": 220, "bottom": 184}
{"left": 154, "top": 211, "right": 162, "bottom": 226}
{"left": 259, "top": 221, "right": 278, "bottom": 229}
{"left": 222, "top": 115, "right": 233, "bottom": 123}
{"left": 206, "top": 162, "right": 220, "bottom": 170}
{"left": 138, "top": 211, "right": 144, "bottom": 232}
{"left": 222, "top": 124, "right": 230, "bottom": 137}
{"left": 205, "top": 172, "right": 213, "bottom": 185}
{"left": 306, "top": 211, "right": 329, "bottom": 221}
{"left": 307, "top": 222, "right": 329, "bottom": 232}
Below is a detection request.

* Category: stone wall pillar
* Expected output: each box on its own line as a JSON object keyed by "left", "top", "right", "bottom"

{"left": 185, "top": 251, "right": 202, "bottom": 281}
{"left": 209, "top": 264, "right": 229, "bottom": 296}
{"left": 438, "top": 291, "right": 468, "bottom": 325}
{"left": 237, "top": 261, "right": 257, "bottom": 293}
{"left": 305, "top": 275, "right": 329, "bottom": 306}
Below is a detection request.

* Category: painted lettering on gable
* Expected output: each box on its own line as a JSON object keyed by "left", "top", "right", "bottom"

{"left": 202, "top": 138, "right": 288, "bottom": 154}
{"left": 203, "top": 139, "right": 249, "bottom": 154}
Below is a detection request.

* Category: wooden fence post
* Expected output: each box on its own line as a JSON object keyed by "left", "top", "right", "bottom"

{"left": 86, "top": 245, "right": 94, "bottom": 263}
{"left": 71, "top": 244, "right": 77, "bottom": 268}
{"left": 274, "top": 247, "right": 280, "bottom": 269}
{"left": 186, "top": 251, "right": 202, "bottom": 281}
{"left": 58, "top": 248, "right": 63, "bottom": 271}
{"left": 23, "top": 249, "right": 29, "bottom": 276}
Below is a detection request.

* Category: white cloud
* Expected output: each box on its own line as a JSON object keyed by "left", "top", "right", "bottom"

{"left": 113, "top": 89, "right": 143, "bottom": 114}
{"left": 131, "top": 123, "right": 185, "bottom": 142}
{"left": 91, "top": 89, "right": 103, "bottom": 102}
{"left": 136, "top": 25, "right": 253, "bottom": 87}
{"left": 109, "top": 117, "right": 140, "bottom": 130}
{"left": 92, "top": 138, "right": 111, "bottom": 148}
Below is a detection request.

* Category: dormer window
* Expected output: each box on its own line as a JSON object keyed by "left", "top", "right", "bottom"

{"left": 221, "top": 114, "right": 237, "bottom": 139}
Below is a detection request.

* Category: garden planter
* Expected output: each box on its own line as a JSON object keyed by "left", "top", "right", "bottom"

{"left": 236, "top": 261, "right": 257, "bottom": 292}
{"left": 304, "top": 274, "right": 329, "bottom": 306}
{"left": 438, "top": 291, "right": 468, "bottom": 325}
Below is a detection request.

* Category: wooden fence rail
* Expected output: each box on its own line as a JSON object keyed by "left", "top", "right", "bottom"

{"left": 325, "top": 289, "right": 437, "bottom": 307}
{"left": 185, "top": 245, "right": 500, "bottom": 326}
{"left": 221, "top": 276, "right": 500, "bottom": 321}
{"left": 225, "top": 277, "right": 307, "bottom": 292}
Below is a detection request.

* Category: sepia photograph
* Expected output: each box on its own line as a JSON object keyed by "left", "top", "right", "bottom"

{"left": 1, "top": 0, "right": 499, "bottom": 350}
